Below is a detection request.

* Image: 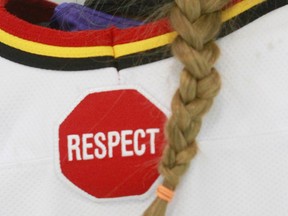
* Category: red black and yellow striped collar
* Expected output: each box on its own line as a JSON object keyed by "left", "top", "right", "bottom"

{"left": 0, "top": 0, "right": 286, "bottom": 71}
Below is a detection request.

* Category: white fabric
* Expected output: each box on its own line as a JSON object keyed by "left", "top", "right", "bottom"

{"left": 0, "top": 5, "right": 288, "bottom": 216}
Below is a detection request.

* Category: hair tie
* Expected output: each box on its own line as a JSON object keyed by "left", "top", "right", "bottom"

{"left": 156, "top": 185, "right": 174, "bottom": 202}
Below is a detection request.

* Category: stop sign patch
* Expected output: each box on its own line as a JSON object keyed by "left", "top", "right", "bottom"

{"left": 56, "top": 86, "right": 167, "bottom": 200}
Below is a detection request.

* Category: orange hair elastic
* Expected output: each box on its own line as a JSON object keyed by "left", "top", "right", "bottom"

{"left": 156, "top": 185, "right": 174, "bottom": 202}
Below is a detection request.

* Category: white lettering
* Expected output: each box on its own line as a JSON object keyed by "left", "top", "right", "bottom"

{"left": 67, "top": 135, "right": 81, "bottom": 161}
{"left": 108, "top": 131, "right": 120, "bottom": 158}
{"left": 146, "top": 128, "right": 160, "bottom": 154}
{"left": 82, "top": 133, "right": 94, "bottom": 160}
{"left": 134, "top": 129, "right": 146, "bottom": 156}
{"left": 94, "top": 132, "right": 107, "bottom": 159}
{"left": 121, "top": 130, "right": 134, "bottom": 157}
{"left": 66, "top": 128, "right": 160, "bottom": 161}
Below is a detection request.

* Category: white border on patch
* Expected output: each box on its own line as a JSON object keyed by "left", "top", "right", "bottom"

{"left": 54, "top": 85, "right": 170, "bottom": 202}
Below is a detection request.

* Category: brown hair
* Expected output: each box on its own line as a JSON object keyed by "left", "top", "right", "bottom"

{"left": 143, "top": 0, "right": 230, "bottom": 215}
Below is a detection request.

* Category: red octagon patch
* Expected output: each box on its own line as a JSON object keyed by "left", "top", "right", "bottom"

{"left": 57, "top": 87, "right": 167, "bottom": 200}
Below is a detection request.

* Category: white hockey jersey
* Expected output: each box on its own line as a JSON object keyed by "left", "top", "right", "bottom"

{"left": 0, "top": 0, "right": 287, "bottom": 215}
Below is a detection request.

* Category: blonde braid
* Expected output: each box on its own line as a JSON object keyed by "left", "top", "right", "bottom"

{"left": 144, "top": 0, "right": 230, "bottom": 215}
